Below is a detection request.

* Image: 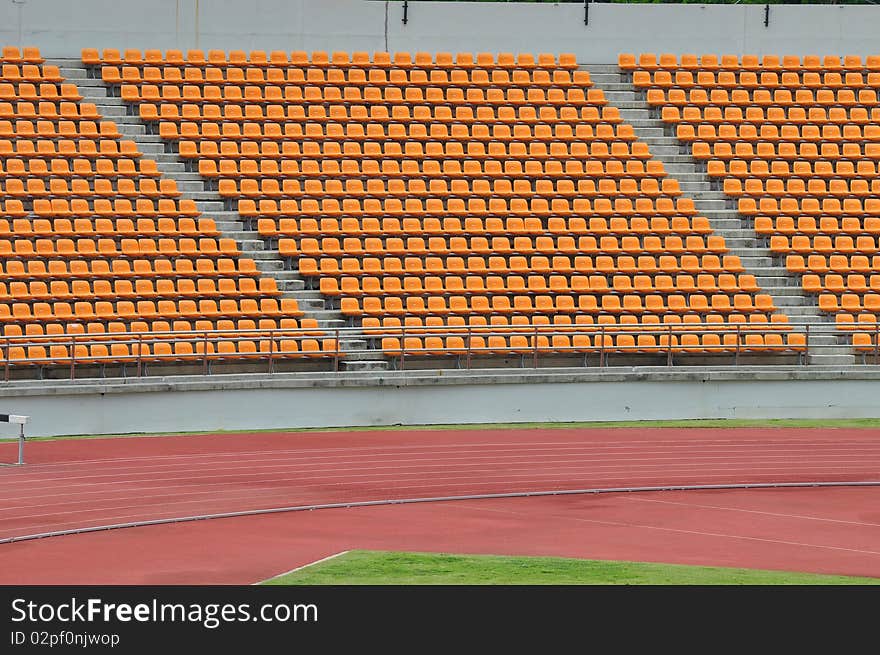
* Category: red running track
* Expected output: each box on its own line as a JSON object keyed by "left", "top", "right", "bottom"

{"left": 1, "top": 427, "right": 879, "bottom": 543}
{"left": 1, "top": 487, "right": 878, "bottom": 584}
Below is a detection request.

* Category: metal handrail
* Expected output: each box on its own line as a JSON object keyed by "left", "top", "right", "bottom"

{"left": 0, "top": 320, "right": 875, "bottom": 380}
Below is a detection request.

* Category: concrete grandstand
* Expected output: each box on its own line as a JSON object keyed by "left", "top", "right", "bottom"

{"left": 0, "top": 0, "right": 878, "bottom": 436}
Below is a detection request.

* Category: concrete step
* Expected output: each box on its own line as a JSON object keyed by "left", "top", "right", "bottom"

{"left": 809, "top": 354, "right": 857, "bottom": 365}
{"left": 584, "top": 64, "right": 619, "bottom": 73}
{"left": 342, "top": 360, "right": 390, "bottom": 371}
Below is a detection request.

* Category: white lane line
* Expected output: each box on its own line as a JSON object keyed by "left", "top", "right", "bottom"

{"left": 470, "top": 505, "right": 880, "bottom": 557}
{"left": 254, "top": 551, "right": 352, "bottom": 585}
{"left": 5, "top": 436, "right": 878, "bottom": 469}
{"left": 623, "top": 495, "right": 880, "bottom": 528}
{"left": 3, "top": 448, "right": 879, "bottom": 488}
{"left": 3, "top": 462, "right": 877, "bottom": 506}
{"left": 4, "top": 476, "right": 880, "bottom": 538}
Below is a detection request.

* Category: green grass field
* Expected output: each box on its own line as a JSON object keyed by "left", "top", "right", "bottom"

{"left": 260, "top": 550, "right": 880, "bottom": 585}
{"left": 24, "top": 417, "right": 880, "bottom": 442}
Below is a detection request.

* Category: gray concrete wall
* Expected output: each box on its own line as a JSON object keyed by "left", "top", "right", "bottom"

{"left": 2, "top": 373, "right": 879, "bottom": 437}
{"left": 0, "top": 0, "right": 878, "bottom": 61}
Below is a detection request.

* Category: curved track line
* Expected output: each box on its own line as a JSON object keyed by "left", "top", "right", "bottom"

{"left": 2, "top": 480, "right": 878, "bottom": 545}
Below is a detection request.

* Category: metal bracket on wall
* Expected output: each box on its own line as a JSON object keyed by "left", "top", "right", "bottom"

{"left": 584, "top": 0, "right": 590, "bottom": 26}
{"left": 764, "top": 4, "right": 770, "bottom": 28}
{"left": 403, "top": 0, "right": 409, "bottom": 25}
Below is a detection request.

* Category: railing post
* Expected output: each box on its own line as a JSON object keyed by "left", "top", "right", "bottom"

{"left": 735, "top": 324, "right": 741, "bottom": 366}
{"left": 203, "top": 331, "right": 209, "bottom": 375}
{"left": 666, "top": 324, "right": 673, "bottom": 367}
{"left": 400, "top": 324, "right": 406, "bottom": 371}
{"left": 4, "top": 337, "right": 9, "bottom": 382}
{"left": 334, "top": 328, "right": 340, "bottom": 373}
{"left": 136, "top": 335, "right": 143, "bottom": 377}
{"left": 599, "top": 325, "right": 605, "bottom": 368}
{"left": 804, "top": 323, "right": 810, "bottom": 367}
{"left": 875, "top": 324, "right": 879, "bottom": 366}
{"left": 268, "top": 329, "right": 275, "bottom": 375}
{"left": 532, "top": 325, "right": 539, "bottom": 369}
{"left": 466, "top": 327, "right": 472, "bottom": 370}
{"left": 70, "top": 335, "right": 76, "bottom": 380}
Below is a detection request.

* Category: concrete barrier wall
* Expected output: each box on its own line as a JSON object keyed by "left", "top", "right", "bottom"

{"left": 0, "top": 0, "right": 878, "bottom": 60}
{"left": 3, "top": 376, "right": 880, "bottom": 437}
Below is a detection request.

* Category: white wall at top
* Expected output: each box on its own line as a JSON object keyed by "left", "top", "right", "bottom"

{"left": 0, "top": 0, "right": 877, "bottom": 61}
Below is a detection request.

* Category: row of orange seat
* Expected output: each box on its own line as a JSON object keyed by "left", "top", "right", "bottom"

{"left": 769, "top": 235, "right": 880, "bottom": 254}
{"left": 231, "top": 178, "right": 682, "bottom": 200}
{"left": 105, "top": 66, "right": 591, "bottom": 88}
{"left": 121, "top": 83, "right": 606, "bottom": 107}
{"left": 635, "top": 70, "right": 880, "bottom": 89}
{"left": 754, "top": 216, "right": 880, "bottom": 236}
{"left": 0, "top": 237, "right": 239, "bottom": 258}
{"left": 0, "top": 101, "right": 101, "bottom": 120}
{"left": 738, "top": 197, "right": 880, "bottom": 216}
{"left": 161, "top": 121, "right": 636, "bottom": 142}
{"left": 648, "top": 87, "right": 880, "bottom": 107}
{"left": 0, "top": 218, "right": 216, "bottom": 238}
{"left": 0, "top": 297, "right": 301, "bottom": 321}
{"left": 692, "top": 140, "right": 879, "bottom": 160}
{"left": 724, "top": 178, "right": 880, "bottom": 197}
{"left": 277, "top": 235, "right": 725, "bottom": 257}
{"left": 3, "top": 317, "right": 320, "bottom": 338}
{"left": 0, "top": 257, "right": 259, "bottom": 279}
{"left": 786, "top": 254, "right": 880, "bottom": 274}
{"left": 660, "top": 105, "right": 880, "bottom": 125}
{"left": 141, "top": 103, "right": 632, "bottom": 127}
{"left": 177, "top": 139, "right": 651, "bottom": 160}
{"left": 0, "top": 65, "right": 62, "bottom": 82}
{"left": 0, "top": 138, "right": 141, "bottom": 157}
{"left": 363, "top": 312, "right": 787, "bottom": 333}
{"left": 818, "top": 294, "right": 880, "bottom": 312}
{"left": 257, "top": 215, "right": 706, "bottom": 238}
{"left": 0, "top": 197, "right": 201, "bottom": 217}
{"left": 0, "top": 120, "right": 121, "bottom": 138}
{"left": 139, "top": 102, "right": 622, "bottom": 125}
{"left": 241, "top": 196, "right": 696, "bottom": 218}
{"left": 317, "top": 274, "right": 756, "bottom": 297}
{"left": 804, "top": 274, "right": 880, "bottom": 294}
{"left": 197, "top": 157, "right": 665, "bottom": 179}
{"left": 621, "top": 53, "right": 880, "bottom": 71}
{"left": 677, "top": 123, "right": 880, "bottom": 142}
{"left": 0, "top": 157, "right": 160, "bottom": 177}
{"left": 338, "top": 292, "right": 775, "bottom": 317}
{"left": 377, "top": 333, "right": 804, "bottom": 356}
{"left": 0, "top": 83, "right": 82, "bottom": 101}
{"left": 0, "top": 177, "right": 180, "bottom": 197}
{"left": 1, "top": 338, "right": 336, "bottom": 366}
{"left": 0, "top": 276, "right": 280, "bottom": 301}
{"left": 86, "top": 48, "right": 578, "bottom": 70}
{"left": 1, "top": 47, "right": 43, "bottom": 64}
{"left": 705, "top": 158, "right": 878, "bottom": 178}
{"left": 298, "top": 253, "right": 745, "bottom": 277}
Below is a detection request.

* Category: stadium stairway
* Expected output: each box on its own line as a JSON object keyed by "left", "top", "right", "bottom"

{"left": 587, "top": 63, "right": 854, "bottom": 365}
{"left": 49, "top": 58, "right": 389, "bottom": 371}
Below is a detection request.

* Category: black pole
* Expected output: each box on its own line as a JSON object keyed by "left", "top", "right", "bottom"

{"left": 584, "top": 0, "right": 589, "bottom": 26}
{"left": 403, "top": 0, "right": 408, "bottom": 25}
{"left": 764, "top": 4, "right": 770, "bottom": 28}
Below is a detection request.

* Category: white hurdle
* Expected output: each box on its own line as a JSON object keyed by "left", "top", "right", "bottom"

{"left": 0, "top": 414, "right": 29, "bottom": 465}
